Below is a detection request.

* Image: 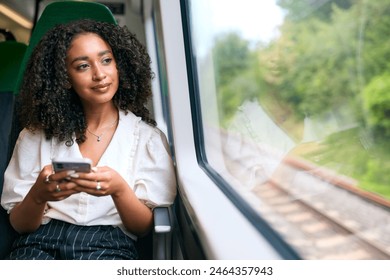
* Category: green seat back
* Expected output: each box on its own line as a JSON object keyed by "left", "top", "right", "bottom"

{"left": 14, "top": 1, "right": 117, "bottom": 95}
{"left": 0, "top": 41, "right": 27, "bottom": 93}
{"left": 0, "top": 41, "right": 27, "bottom": 259}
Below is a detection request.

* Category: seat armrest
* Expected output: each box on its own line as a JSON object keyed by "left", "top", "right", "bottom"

{"left": 154, "top": 207, "right": 171, "bottom": 233}
{"left": 153, "top": 206, "right": 172, "bottom": 260}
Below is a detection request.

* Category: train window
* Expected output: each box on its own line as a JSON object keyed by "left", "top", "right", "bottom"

{"left": 184, "top": 0, "right": 390, "bottom": 259}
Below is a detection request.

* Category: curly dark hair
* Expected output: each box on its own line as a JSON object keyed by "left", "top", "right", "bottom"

{"left": 18, "top": 19, "right": 156, "bottom": 146}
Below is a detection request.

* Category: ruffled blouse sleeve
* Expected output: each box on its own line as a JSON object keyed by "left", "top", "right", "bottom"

{"left": 1, "top": 129, "right": 50, "bottom": 212}
{"left": 132, "top": 124, "right": 177, "bottom": 209}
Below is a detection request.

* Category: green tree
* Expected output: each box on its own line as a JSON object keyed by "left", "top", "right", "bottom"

{"left": 360, "top": 0, "right": 390, "bottom": 83}
{"left": 363, "top": 72, "right": 390, "bottom": 137}
{"left": 212, "top": 33, "right": 263, "bottom": 124}
{"left": 277, "top": 0, "right": 353, "bottom": 21}
{"left": 212, "top": 33, "right": 251, "bottom": 88}
{"left": 261, "top": 4, "right": 361, "bottom": 118}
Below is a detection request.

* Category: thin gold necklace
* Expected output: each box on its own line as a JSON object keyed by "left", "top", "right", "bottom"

{"left": 86, "top": 118, "right": 118, "bottom": 142}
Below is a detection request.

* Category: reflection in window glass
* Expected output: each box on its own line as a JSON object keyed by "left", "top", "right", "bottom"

{"left": 187, "top": 0, "right": 390, "bottom": 259}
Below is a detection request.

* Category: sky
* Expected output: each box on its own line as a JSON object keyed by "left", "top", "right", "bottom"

{"left": 209, "top": 0, "right": 285, "bottom": 43}
{"left": 191, "top": 0, "right": 285, "bottom": 55}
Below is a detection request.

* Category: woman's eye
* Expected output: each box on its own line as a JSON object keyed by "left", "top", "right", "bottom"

{"left": 102, "top": 57, "right": 113, "bottom": 65}
{"left": 76, "top": 63, "right": 89, "bottom": 71}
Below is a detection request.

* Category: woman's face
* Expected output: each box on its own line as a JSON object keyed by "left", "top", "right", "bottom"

{"left": 65, "top": 33, "right": 119, "bottom": 107}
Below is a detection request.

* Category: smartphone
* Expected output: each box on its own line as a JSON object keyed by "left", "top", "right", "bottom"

{"left": 52, "top": 157, "right": 92, "bottom": 173}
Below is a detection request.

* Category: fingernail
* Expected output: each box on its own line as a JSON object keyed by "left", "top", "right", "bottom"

{"left": 70, "top": 173, "right": 79, "bottom": 178}
{"left": 67, "top": 170, "right": 76, "bottom": 175}
{"left": 92, "top": 167, "right": 98, "bottom": 172}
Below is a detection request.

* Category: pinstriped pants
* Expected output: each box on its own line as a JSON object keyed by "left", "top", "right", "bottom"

{"left": 6, "top": 219, "right": 138, "bottom": 260}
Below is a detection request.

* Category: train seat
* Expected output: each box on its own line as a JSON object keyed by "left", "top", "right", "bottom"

{"left": 1, "top": 1, "right": 173, "bottom": 260}
{"left": 0, "top": 40, "right": 27, "bottom": 259}
{"left": 0, "top": 40, "right": 27, "bottom": 182}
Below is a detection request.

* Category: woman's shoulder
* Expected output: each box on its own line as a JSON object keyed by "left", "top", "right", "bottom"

{"left": 11, "top": 128, "right": 49, "bottom": 158}
{"left": 138, "top": 119, "right": 167, "bottom": 148}
{"left": 121, "top": 110, "right": 165, "bottom": 139}
{"left": 17, "top": 127, "right": 46, "bottom": 144}
{"left": 121, "top": 111, "right": 169, "bottom": 154}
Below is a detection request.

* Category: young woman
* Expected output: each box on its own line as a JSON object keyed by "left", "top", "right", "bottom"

{"left": 1, "top": 19, "right": 176, "bottom": 260}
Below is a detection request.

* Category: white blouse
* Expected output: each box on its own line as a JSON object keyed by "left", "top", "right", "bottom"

{"left": 1, "top": 110, "right": 177, "bottom": 239}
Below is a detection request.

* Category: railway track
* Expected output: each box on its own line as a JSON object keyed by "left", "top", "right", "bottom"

{"left": 251, "top": 159, "right": 390, "bottom": 260}
{"left": 218, "top": 126, "right": 390, "bottom": 259}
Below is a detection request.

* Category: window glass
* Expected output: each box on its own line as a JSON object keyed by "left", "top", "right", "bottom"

{"left": 187, "top": 0, "right": 390, "bottom": 259}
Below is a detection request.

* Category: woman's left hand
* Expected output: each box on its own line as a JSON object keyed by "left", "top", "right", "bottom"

{"left": 69, "top": 166, "right": 128, "bottom": 197}
{"left": 69, "top": 166, "right": 153, "bottom": 236}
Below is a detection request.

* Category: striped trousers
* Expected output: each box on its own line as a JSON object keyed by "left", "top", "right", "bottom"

{"left": 6, "top": 219, "right": 138, "bottom": 260}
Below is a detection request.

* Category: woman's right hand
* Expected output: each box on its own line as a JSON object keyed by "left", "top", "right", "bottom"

{"left": 9, "top": 165, "right": 80, "bottom": 234}
{"left": 30, "top": 165, "right": 80, "bottom": 204}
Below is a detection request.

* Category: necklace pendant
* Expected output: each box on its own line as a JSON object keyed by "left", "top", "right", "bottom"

{"left": 97, "top": 136, "right": 101, "bottom": 142}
